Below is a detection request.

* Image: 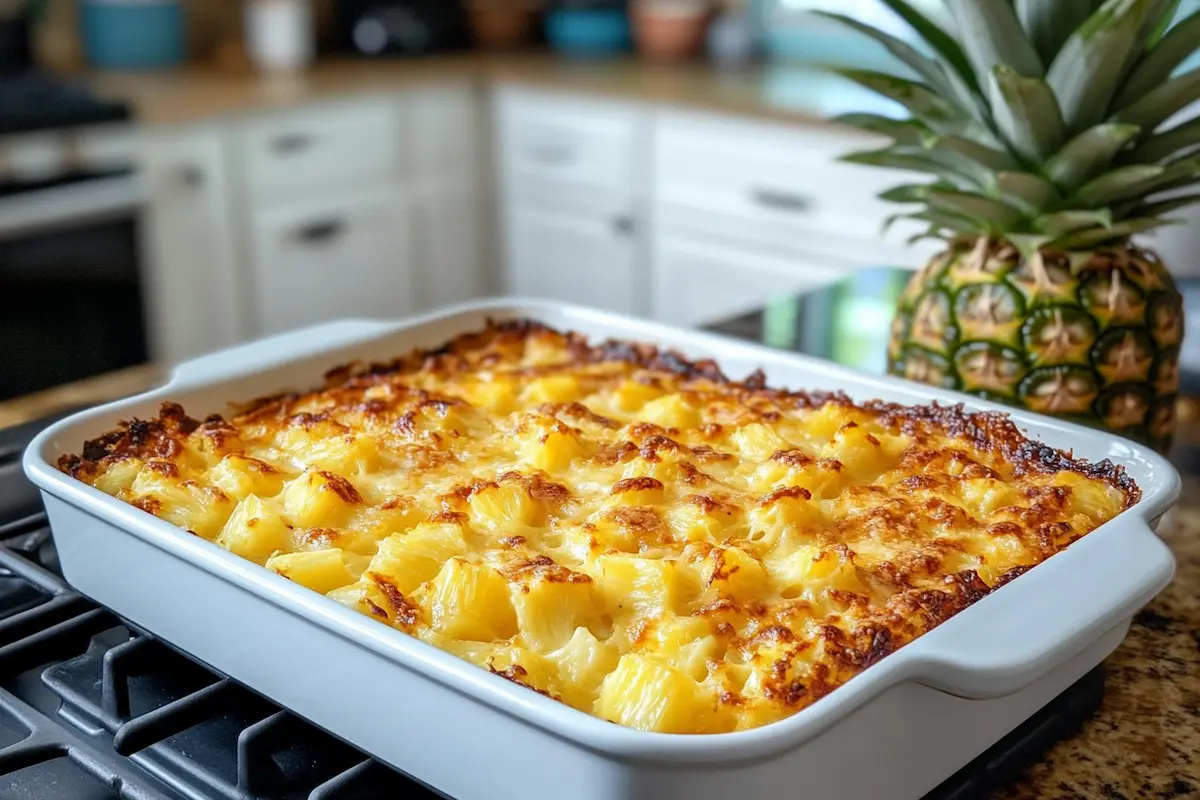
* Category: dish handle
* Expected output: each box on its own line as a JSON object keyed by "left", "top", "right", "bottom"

{"left": 909, "top": 518, "right": 1175, "bottom": 700}
{"left": 169, "top": 319, "right": 398, "bottom": 389}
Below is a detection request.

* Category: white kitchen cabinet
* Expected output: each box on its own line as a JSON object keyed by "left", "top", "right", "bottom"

{"left": 411, "top": 85, "right": 482, "bottom": 185}
{"left": 654, "top": 235, "right": 845, "bottom": 327}
{"left": 413, "top": 185, "right": 489, "bottom": 308}
{"left": 236, "top": 96, "right": 406, "bottom": 205}
{"left": 249, "top": 187, "right": 416, "bottom": 334}
{"left": 141, "top": 126, "right": 245, "bottom": 364}
{"left": 653, "top": 110, "right": 941, "bottom": 270}
{"left": 497, "top": 88, "right": 638, "bottom": 200}
{"left": 506, "top": 205, "right": 637, "bottom": 314}
{"left": 496, "top": 89, "right": 643, "bottom": 313}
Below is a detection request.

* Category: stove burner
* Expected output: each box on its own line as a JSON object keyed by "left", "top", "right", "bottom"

{"left": 0, "top": 420, "right": 1106, "bottom": 799}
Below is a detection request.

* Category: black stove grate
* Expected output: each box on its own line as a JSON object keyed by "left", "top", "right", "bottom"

{"left": 0, "top": 437, "right": 1106, "bottom": 799}
{"left": 0, "top": 511, "right": 435, "bottom": 800}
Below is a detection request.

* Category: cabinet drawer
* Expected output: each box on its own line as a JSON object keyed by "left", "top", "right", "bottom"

{"left": 504, "top": 205, "right": 639, "bottom": 315}
{"left": 656, "top": 202, "right": 939, "bottom": 270}
{"left": 498, "top": 89, "right": 638, "bottom": 196}
{"left": 654, "top": 113, "right": 921, "bottom": 253}
{"left": 249, "top": 188, "right": 415, "bottom": 335}
{"left": 238, "top": 98, "right": 403, "bottom": 204}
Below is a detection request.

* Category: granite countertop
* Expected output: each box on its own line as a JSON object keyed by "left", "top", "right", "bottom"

{"left": 79, "top": 53, "right": 888, "bottom": 129}
{"left": 2, "top": 367, "right": 1198, "bottom": 797}
{"left": 998, "top": 482, "right": 1200, "bottom": 799}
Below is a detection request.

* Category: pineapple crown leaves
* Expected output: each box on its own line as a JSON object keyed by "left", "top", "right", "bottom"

{"left": 827, "top": 0, "right": 1200, "bottom": 251}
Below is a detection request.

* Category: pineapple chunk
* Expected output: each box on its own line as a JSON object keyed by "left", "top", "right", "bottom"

{"left": 747, "top": 487, "right": 822, "bottom": 550}
{"left": 731, "top": 422, "right": 791, "bottom": 462}
{"left": 485, "top": 646, "right": 564, "bottom": 699}
{"left": 1053, "top": 473, "right": 1125, "bottom": 527}
{"left": 281, "top": 469, "right": 361, "bottom": 529}
{"left": 595, "top": 554, "right": 701, "bottom": 617}
{"left": 594, "top": 653, "right": 727, "bottom": 733}
{"left": 217, "top": 494, "right": 291, "bottom": 563}
{"left": 130, "top": 470, "right": 235, "bottom": 540}
{"left": 464, "top": 380, "right": 517, "bottom": 414}
{"left": 549, "top": 628, "right": 620, "bottom": 708}
{"left": 958, "top": 478, "right": 1020, "bottom": 516}
{"left": 821, "top": 424, "right": 894, "bottom": 483}
{"left": 274, "top": 421, "right": 379, "bottom": 476}
{"left": 800, "top": 403, "right": 869, "bottom": 444}
{"left": 510, "top": 573, "right": 599, "bottom": 650}
{"left": 427, "top": 558, "right": 518, "bottom": 641}
{"left": 534, "top": 428, "right": 584, "bottom": 473}
{"left": 640, "top": 615, "right": 721, "bottom": 681}
{"left": 367, "top": 522, "right": 467, "bottom": 594}
{"left": 700, "top": 545, "right": 768, "bottom": 601}
{"left": 209, "top": 454, "right": 285, "bottom": 501}
{"left": 267, "top": 549, "right": 357, "bottom": 594}
{"left": 521, "top": 375, "right": 582, "bottom": 404}
{"left": 515, "top": 414, "right": 584, "bottom": 474}
{"left": 351, "top": 497, "right": 428, "bottom": 543}
{"left": 469, "top": 481, "right": 542, "bottom": 530}
{"left": 611, "top": 380, "right": 662, "bottom": 413}
{"left": 766, "top": 545, "right": 867, "bottom": 603}
{"left": 95, "top": 459, "right": 144, "bottom": 495}
{"left": 638, "top": 394, "right": 700, "bottom": 430}
{"left": 607, "top": 476, "right": 666, "bottom": 507}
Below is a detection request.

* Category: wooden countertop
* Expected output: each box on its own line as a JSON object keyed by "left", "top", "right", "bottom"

{"left": 3, "top": 360, "right": 1199, "bottom": 798}
{"left": 82, "top": 53, "right": 867, "bottom": 128}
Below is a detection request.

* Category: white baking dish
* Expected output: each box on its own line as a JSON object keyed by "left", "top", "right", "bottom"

{"left": 24, "top": 299, "right": 1179, "bottom": 800}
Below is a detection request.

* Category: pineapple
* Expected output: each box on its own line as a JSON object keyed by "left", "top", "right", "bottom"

{"left": 823, "top": 0, "right": 1193, "bottom": 450}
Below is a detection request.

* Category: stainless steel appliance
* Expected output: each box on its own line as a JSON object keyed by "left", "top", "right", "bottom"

{"left": 0, "top": 75, "right": 143, "bottom": 401}
{"left": 336, "top": 0, "right": 469, "bottom": 55}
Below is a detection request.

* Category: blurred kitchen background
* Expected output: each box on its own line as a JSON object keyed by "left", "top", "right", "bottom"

{"left": 3, "top": 0, "right": 1200, "bottom": 407}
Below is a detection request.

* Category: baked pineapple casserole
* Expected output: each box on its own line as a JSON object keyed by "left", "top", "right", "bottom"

{"left": 61, "top": 321, "right": 1138, "bottom": 734}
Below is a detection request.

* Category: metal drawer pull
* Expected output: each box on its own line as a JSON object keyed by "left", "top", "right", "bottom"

{"left": 180, "top": 166, "right": 204, "bottom": 187}
{"left": 528, "top": 144, "right": 575, "bottom": 165}
{"left": 294, "top": 219, "right": 346, "bottom": 244}
{"left": 271, "top": 133, "right": 315, "bottom": 154}
{"left": 751, "top": 188, "right": 814, "bottom": 213}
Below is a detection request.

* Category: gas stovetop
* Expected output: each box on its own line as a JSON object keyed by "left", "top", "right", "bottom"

{"left": 0, "top": 405, "right": 1106, "bottom": 800}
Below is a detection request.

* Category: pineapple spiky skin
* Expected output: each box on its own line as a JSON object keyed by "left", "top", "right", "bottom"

{"left": 889, "top": 240, "right": 1182, "bottom": 451}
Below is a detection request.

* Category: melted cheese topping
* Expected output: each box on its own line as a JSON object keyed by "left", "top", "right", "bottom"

{"left": 61, "top": 321, "right": 1137, "bottom": 734}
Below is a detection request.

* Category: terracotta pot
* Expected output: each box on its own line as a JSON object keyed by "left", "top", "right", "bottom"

{"left": 468, "top": 3, "right": 539, "bottom": 50}
{"left": 632, "top": 1, "right": 711, "bottom": 62}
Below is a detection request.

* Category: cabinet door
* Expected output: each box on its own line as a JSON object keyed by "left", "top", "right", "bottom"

{"left": 653, "top": 235, "right": 846, "bottom": 327}
{"left": 413, "top": 185, "right": 489, "bottom": 308}
{"left": 505, "top": 206, "right": 637, "bottom": 314}
{"left": 250, "top": 188, "right": 415, "bottom": 335}
{"left": 142, "top": 127, "right": 245, "bottom": 363}
{"left": 411, "top": 85, "right": 481, "bottom": 185}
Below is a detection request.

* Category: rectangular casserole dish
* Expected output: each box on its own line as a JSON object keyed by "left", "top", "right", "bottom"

{"left": 24, "top": 299, "right": 1179, "bottom": 800}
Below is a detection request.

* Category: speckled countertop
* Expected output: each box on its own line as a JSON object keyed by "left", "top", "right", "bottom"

{"left": 998, "top": 469, "right": 1200, "bottom": 799}
{"left": 79, "top": 53, "right": 890, "bottom": 128}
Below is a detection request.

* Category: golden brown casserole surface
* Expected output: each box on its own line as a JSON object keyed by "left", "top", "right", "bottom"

{"left": 60, "top": 321, "right": 1138, "bottom": 733}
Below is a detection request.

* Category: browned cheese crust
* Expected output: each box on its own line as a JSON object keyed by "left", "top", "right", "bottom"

{"left": 59, "top": 320, "right": 1139, "bottom": 734}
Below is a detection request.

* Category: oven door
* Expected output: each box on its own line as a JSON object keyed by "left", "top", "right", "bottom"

{"left": 0, "top": 172, "right": 148, "bottom": 401}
